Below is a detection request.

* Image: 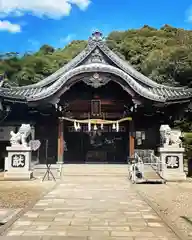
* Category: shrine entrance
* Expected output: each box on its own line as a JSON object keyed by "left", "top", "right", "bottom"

{"left": 56, "top": 81, "right": 135, "bottom": 164}
{"left": 63, "top": 123, "right": 129, "bottom": 164}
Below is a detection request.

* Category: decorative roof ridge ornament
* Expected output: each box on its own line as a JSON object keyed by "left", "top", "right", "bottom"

{"left": 88, "top": 31, "right": 105, "bottom": 46}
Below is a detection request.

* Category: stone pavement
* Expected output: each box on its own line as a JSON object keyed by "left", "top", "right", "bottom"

{"left": 0, "top": 209, "right": 21, "bottom": 224}
{"left": 2, "top": 175, "right": 181, "bottom": 240}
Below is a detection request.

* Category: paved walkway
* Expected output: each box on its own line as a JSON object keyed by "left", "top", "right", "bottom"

{"left": 3, "top": 175, "right": 180, "bottom": 240}
{"left": 0, "top": 209, "right": 21, "bottom": 224}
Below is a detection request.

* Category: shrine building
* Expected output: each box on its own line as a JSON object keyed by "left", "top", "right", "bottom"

{"left": 0, "top": 31, "right": 191, "bottom": 167}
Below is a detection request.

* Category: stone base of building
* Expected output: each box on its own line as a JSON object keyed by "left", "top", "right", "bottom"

{"left": 4, "top": 171, "right": 33, "bottom": 180}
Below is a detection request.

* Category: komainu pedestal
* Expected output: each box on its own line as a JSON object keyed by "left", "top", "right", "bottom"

{"left": 4, "top": 146, "right": 33, "bottom": 180}
{"left": 4, "top": 124, "right": 33, "bottom": 180}
{"left": 159, "top": 125, "right": 186, "bottom": 181}
{"left": 158, "top": 147, "right": 186, "bottom": 181}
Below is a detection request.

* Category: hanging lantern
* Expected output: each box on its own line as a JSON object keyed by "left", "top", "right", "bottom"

{"left": 93, "top": 124, "right": 97, "bottom": 131}
{"left": 112, "top": 123, "right": 116, "bottom": 130}
{"left": 116, "top": 122, "right": 119, "bottom": 132}
{"left": 88, "top": 121, "right": 91, "bottom": 132}
{"left": 100, "top": 123, "right": 104, "bottom": 130}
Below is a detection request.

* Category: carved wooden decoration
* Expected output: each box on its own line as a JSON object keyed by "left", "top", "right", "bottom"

{"left": 83, "top": 73, "right": 111, "bottom": 88}
{"left": 84, "top": 49, "right": 107, "bottom": 64}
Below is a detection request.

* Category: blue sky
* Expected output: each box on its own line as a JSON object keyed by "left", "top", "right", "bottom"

{"left": 0, "top": 0, "right": 192, "bottom": 54}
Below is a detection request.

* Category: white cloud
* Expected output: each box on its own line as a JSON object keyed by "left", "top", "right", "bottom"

{"left": 0, "top": 20, "right": 21, "bottom": 33}
{"left": 0, "top": 0, "right": 91, "bottom": 19}
{"left": 69, "top": 0, "right": 91, "bottom": 10}
{"left": 186, "top": 6, "right": 192, "bottom": 22}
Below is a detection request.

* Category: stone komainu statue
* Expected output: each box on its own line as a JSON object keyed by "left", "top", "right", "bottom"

{"left": 10, "top": 124, "right": 31, "bottom": 147}
{"left": 159, "top": 125, "right": 182, "bottom": 148}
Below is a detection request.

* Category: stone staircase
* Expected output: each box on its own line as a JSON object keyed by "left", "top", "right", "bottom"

{"left": 33, "top": 164, "right": 129, "bottom": 179}
{"left": 62, "top": 164, "right": 129, "bottom": 177}
{"left": 33, "top": 163, "right": 165, "bottom": 183}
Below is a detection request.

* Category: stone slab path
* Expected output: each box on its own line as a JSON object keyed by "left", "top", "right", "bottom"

{"left": 3, "top": 176, "right": 180, "bottom": 240}
{"left": 0, "top": 209, "right": 21, "bottom": 224}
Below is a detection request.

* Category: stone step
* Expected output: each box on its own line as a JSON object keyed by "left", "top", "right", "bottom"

{"left": 62, "top": 164, "right": 128, "bottom": 176}
{"left": 33, "top": 164, "right": 129, "bottom": 177}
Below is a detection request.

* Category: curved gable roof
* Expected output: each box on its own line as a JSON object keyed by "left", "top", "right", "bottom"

{"left": 28, "top": 63, "right": 166, "bottom": 102}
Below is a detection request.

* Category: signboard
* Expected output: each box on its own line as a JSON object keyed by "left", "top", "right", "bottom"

{"left": 91, "top": 100, "right": 101, "bottom": 116}
{"left": 0, "top": 126, "right": 16, "bottom": 141}
{"left": 11, "top": 154, "right": 25, "bottom": 167}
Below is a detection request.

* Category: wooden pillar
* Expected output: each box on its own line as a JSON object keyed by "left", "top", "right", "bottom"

{"left": 57, "top": 118, "right": 64, "bottom": 164}
{"left": 129, "top": 120, "right": 135, "bottom": 158}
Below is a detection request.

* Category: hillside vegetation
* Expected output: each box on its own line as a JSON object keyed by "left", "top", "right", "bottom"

{"left": 1, "top": 25, "right": 192, "bottom": 87}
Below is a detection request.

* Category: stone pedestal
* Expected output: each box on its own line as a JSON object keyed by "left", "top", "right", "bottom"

{"left": 158, "top": 147, "right": 186, "bottom": 181}
{"left": 4, "top": 146, "right": 33, "bottom": 180}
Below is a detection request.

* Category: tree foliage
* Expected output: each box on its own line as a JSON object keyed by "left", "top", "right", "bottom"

{"left": 107, "top": 25, "right": 192, "bottom": 86}
{"left": 1, "top": 25, "right": 192, "bottom": 87}
{"left": 0, "top": 40, "right": 86, "bottom": 86}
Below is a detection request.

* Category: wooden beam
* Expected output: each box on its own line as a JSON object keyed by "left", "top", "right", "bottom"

{"left": 57, "top": 118, "right": 64, "bottom": 164}
{"left": 129, "top": 120, "right": 135, "bottom": 158}
{"left": 129, "top": 135, "right": 135, "bottom": 158}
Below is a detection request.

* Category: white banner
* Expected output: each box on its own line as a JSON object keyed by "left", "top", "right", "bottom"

{"left": 0, "top": 126, "right": 16, "bottom": 141}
